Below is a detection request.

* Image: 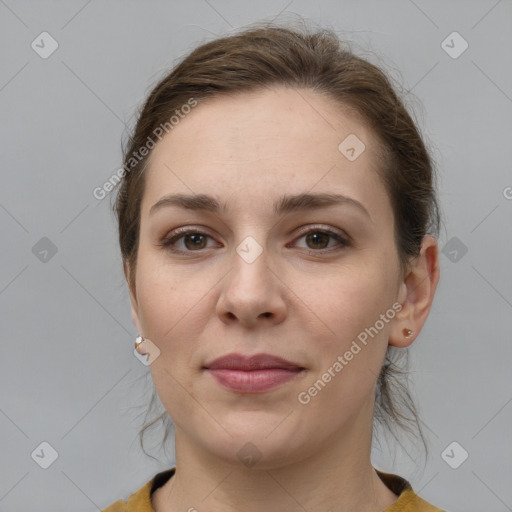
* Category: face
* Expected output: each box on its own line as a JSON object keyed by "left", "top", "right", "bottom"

{"left": 128, "top": 87, "right": 408, "bottom": 468}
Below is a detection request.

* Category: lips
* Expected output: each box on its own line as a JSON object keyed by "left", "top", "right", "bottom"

{"left": 204, "top": 353, "right": 303, "bottom": 371}
{"left": 203, "top": 353, "right": 305, "bottom": 393}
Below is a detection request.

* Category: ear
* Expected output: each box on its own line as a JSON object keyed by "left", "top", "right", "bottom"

{"left": 388, "top": 235, "right": 440, "bottom": 348}
{"left": 124, "top": 261, "right": 143, "bottom": 335}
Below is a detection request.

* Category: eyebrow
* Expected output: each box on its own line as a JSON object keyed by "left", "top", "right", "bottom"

{"left": 149, "top": 192, "right": 372, "bottom": 221}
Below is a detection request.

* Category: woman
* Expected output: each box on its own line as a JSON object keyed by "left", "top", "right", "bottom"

{"left": 103, "top": 22, "right": 443, "bottom": 512}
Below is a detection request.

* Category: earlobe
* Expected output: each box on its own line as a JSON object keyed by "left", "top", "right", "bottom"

{"left": 130, "top": 306, "right": 142, "bottom": 335}
{"left": 388, "top": 235, "right": 440, "bottom": 348}
{"left": 124, "top": 261, "right": 143, "bottom": 334}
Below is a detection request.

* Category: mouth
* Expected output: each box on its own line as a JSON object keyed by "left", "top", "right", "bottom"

{"left": 203, "top": 353, "right": 306, "bottom": 393}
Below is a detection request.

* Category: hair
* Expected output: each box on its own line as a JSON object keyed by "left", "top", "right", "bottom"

{"left": 112, "top": 20, "right": 441, "bottom": 467}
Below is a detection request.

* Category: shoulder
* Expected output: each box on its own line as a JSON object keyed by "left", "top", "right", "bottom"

{"left": 101, "top": 481, "right": 152, "bottom": 511}
{"left": 388, "top": 489, "right": 446, "bottom": 511}
{"left": 376, "top": 469, "right": 445, "bottom": 512}
{"left": 101, "top": 468, "right": 176, "bottom": 512}
{"left": 102, "top": 467, "right": 445, "bottom": 511}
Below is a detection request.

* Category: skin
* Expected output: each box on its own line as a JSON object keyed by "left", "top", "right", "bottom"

{"left": 125, "top": 86, "right": 440, "bottom": 512}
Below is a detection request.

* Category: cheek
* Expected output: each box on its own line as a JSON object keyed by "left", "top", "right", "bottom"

{"left": 307, "top": 260, "right": 395, "bottom": 336}
{"left": 301, "top": 261, "right": 397, "bottom": 404}
{"left": 134, "top": 256, "right": 204, "bottom": 351}
{"left": 297, "top": 267, "right": 394, "bottom": 415}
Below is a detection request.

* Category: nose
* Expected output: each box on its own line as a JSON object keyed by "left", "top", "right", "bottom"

{"left": 216, "top": 243, "right": 287, "bottom": 328}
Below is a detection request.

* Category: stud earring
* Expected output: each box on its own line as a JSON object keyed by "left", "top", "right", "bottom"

{"left": 403, "top": 328, "right": 414, "bottom": 338}
{"left": 135, "top": 336, "right": 147, "bottom": 355}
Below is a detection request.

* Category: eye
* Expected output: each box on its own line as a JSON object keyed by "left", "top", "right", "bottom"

{"left": 290, "top": 227, "right": 350, "bottom": 253}
{"left": 159, "top": 225, "right": 350, "bottom": 255}
{"left": 159, "top": 228, "right": 218, "bottom": 253}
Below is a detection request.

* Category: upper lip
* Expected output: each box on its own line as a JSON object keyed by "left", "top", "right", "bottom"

{"left": 204, "top": 353, "right": 303, "bottom": 371}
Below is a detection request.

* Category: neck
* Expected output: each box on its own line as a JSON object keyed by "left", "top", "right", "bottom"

{"left": 152, "top": 398, "right": 398, "bottom": 512}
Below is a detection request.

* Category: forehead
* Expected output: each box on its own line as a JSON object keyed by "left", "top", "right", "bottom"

{"left": 141, "top": 87, "right": 391, "bottom": 222}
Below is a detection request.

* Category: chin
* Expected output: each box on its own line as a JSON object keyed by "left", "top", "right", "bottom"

{"left": 198, "top": 421, "right": 309, "bottom": 470}
{"left": 209, "top": 440, "right": 303, "bottom": 470}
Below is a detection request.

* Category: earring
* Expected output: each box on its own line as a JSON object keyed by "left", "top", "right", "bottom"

{"left": 135, "top": 335, "right": 147, "bottom": 355}
{"left": 403, "top": 328, "right": 414, "bottom": 338}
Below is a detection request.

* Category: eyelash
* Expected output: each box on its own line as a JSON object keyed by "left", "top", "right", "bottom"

{"left": 159, "top": 226, "right": 351, "bottom": 255}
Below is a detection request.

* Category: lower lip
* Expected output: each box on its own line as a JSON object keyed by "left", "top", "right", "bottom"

{"left": 206, "top": 368, "right": 303, "bottom": 393}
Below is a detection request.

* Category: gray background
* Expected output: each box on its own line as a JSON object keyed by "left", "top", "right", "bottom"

{"left": 1, "top": 0, "right": 511, "bottom": 511}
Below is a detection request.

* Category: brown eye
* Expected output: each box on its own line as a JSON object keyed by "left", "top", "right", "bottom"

{"left": 182, "top": 233, "right": 208, "bottom": 250}
{"left": 160, "top": 229, "right": 217, "bottom": 253}
{"left": 292, "top": 228, "right": 350, "bottom": 253}
{"left": 305, "top": 231, "right": 331, "bottom": 250}
{"left": 160, "top": 226, "right": 349, "bottom": 255}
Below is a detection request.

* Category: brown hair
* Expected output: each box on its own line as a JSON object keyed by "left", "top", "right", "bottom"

{"left": 112, "top": 21, "right": 441, "bottom": 464}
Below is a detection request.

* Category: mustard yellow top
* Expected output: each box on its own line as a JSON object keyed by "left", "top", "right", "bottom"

{"left": 101, "top": 467, "right": 445, "bottom": 511}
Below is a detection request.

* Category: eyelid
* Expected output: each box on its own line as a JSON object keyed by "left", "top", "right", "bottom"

{"left": 159, "top": 225, "right": 217, "bottom": 250}
{"left": 160, "top": 224, "right": 351, "bottom": 253}
{"left": 287, "top": 226, "right": 351, "bottom": 253}
{"left": 292, "top": 224, "right": 351, "bottom": 243}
